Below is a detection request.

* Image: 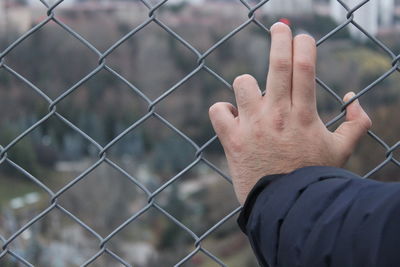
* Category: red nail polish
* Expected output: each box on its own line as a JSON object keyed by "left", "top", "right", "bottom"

{"left": 279, "top": 18, "right": 291, "bottom": 26}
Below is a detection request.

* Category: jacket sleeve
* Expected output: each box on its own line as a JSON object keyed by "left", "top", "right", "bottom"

{"left": 237, "top": 166, "right": 400, "bottom": 267}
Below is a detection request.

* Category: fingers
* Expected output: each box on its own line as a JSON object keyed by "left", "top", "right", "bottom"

{"left": 292, "top": 34, "right": 317, "bottom": 118}
{"left": 334, "top": 92, "right": 372, "bottom": 156}
{"left": 265, "top": 22, "right": 293, "bottom": 108}
{"left": 209, "top": 102, "right": 237, "bottom": 139}
{"left": 232, "top": 74, "right": 262, "bottom": 116}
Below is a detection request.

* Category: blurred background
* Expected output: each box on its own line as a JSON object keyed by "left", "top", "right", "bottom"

{"left": 0, "top": 0, "right": 400, "bottom": 266}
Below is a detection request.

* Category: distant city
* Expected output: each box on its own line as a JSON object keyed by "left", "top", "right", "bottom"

{"left": 1, "top": 1, "right": 399, "bottom": 266}
{"left": 1, "top": 0, "right": 400, "bottom": 41}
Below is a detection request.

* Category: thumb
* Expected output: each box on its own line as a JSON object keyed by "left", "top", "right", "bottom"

{"left": 334, "top": 92, "right": 372, "bottom": 155}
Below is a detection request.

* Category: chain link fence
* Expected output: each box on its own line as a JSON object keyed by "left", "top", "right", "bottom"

{"left": 0, "top": 0, "right": 399, "bottom": 266}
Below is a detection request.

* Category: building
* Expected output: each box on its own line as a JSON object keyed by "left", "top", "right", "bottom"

{"left": 262, "top": 0, "right": 314, "bottom": 16}
{"left": 1, "top": 6, "right": 32, "bottom": 34}
{"left": 379, "top": 0, "right": 395, "bottom": 27}
{"left": 26, "top": 0, "right": 77, "bottom": 7}
{"left": 330, "top": 0, "right": 394, "bottom": 41}
{"left": 0, "top": 1, "right": 5, "bottom": 33}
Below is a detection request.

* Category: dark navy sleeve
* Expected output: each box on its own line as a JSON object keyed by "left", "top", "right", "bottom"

{"left": 237, "top": 166, "right": 400, "bottom": 267}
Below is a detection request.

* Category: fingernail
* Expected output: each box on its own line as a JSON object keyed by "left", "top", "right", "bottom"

{"left": 271, "top": 21, "right": 285, "bottom": 28}
{"left": 296, "top": 30, "right": 313, "bottom": 37}
{"left": 270, "top": 21, "right": 290, "bottom": 33}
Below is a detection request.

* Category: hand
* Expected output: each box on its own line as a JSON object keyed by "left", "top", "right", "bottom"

{"left": 208, "top": 22, "right": 372, "bottom": 205}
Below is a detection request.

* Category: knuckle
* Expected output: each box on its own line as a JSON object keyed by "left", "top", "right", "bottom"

{"left": 216, "top": 122, "right": 230, "bottom": 135}
{"left": 296, "top": 109, "right": 316, "bottom": 126}
{"left": 271, "top": 57, "right": 292, "bottom": 72}
{"left": 226, "top": 135, "right": 243, "bottom": 153}
{"left": 252, "top": 119, "right": 265, "bottom": 139}
{"left": 272, "top": 116, "right": 286, "bottom": 131}
{"left": 293, "top": 58, "right": 315, "bottom": 74}
{"left": 360, "top": 114, "right": 372, "bottom": 131}
{"left": 271, "top": 109, "right": 289, "bottom": 131}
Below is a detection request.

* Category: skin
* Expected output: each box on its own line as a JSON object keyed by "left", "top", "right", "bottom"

{"left": 208, "top": 22, "right": 372, "bottom": 205}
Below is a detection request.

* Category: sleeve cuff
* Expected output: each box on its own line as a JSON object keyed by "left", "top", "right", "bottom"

{"left": 236, "top": 166, "right": 359, "bottom": 234}
{"left": 237, "top": 173, "right": 285, "bottom": 233}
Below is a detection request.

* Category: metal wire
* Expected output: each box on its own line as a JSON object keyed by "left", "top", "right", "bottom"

{"left": 0, "top": 0, "right": 399, "bottom": 266}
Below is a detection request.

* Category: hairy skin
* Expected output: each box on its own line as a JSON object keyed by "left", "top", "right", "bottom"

{"left": 209, "top": 22, "right": 372, "bottom": 205}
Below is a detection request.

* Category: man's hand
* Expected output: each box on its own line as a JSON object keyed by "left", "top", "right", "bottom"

{"left": 208, "top": 22, "right": 372, "bottom": 205}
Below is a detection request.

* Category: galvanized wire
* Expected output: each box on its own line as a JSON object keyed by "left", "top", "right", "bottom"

{"left": 0, "top": 0, "right": 399, "bottom": 266}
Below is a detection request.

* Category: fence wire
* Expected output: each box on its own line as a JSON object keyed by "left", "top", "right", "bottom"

{"left": 0, "top": 0, "right": 400, "bottom": 266}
